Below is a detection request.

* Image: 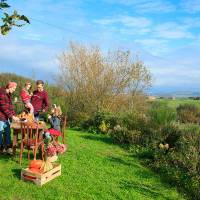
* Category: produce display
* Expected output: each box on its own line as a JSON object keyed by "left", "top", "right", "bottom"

{"left": 28, "top": 159, "right": 53, "bottom": 174}
{"left": 17, "top": 112, "right": 34, "bottom": 122}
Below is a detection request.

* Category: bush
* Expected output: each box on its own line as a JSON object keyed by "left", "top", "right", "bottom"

{"left": 149, "top": 101, "right": 177, "bottom": 130}
{"left": 138, "top": 102, "right": 177, "bottom": 148}
{"left": 177, "top": 104, "right": 200, "bottom": 124}
{"left": 109, "top": 125, "right": 142, "bottom": 144}
{"left": 79, "top": 111, "right": 118, "bottom": 134}
{"left": 151, "top": 124, "right": 200, "bottom": 199}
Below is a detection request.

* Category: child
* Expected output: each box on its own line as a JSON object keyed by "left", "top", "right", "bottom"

{"left": 45, "top": 105, "right": 67, "bottom": 156}
{"left": 48, "top": 104, "right": 62, "bottom": 137}
{"left": 20, "top": 81, "right": 34, "bottom": 115}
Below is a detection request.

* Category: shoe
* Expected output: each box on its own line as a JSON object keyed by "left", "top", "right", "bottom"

{"left": 6, "top": 148, "right": 13, "bottom": 155}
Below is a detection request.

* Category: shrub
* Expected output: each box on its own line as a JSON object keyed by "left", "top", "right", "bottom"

{"left": 80, "top": 111, "right": 118, "bottom": 133}
{"left": 151, "top": 124, "right": 200, "bottom": 199}
{"left": 109, "top": 125, "right": 142, "bottom": 144}
{"left": 139, "top": 103, "right": 177, "bottom": 148}
{"left": 99, "top": 120, "right": 110, "bottom": 134}
{"left": 177, "top": 104, "right": 200, "bottom": 124}
{"left": 149, "top": 102, "right": 176, "bottom": 130}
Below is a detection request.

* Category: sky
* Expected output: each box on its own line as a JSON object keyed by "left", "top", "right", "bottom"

{"left": 0, "top": 0, "right": 200, "bottom": 94}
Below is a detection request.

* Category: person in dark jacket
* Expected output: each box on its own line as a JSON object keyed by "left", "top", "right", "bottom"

{"left": 0, "top": 82, "right": 20, "bottom": 154}
{"left": 31, "top": 80, "right": 49, "bottom": 120}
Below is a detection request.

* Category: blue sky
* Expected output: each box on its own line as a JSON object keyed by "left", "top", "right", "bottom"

{"left": 1, "top": 0, "right": 200, "bottom": 93}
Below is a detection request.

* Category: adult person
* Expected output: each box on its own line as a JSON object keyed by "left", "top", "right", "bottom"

{"left": 31, "top": 80, "right": 49, "bottom": 120}
{"left": 0, "top": 82, "right": 20, "bottom": 154}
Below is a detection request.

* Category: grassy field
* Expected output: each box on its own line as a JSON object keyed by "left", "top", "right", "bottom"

{"left": 0, "top": 129, "right": 187, "bottom": 200}
{"left": 157, "top": 98, "right": 200, "bottom": 108}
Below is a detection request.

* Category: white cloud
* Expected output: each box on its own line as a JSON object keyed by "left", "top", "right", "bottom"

{"left": 21, "top": 33, "right": 43, "bottom": 41}
{"left": 180, "top": 0, "right": 200, "bottom": 13}
{"left": 103, "top": 0, "right": 175, "bottom": 13}
{"left": 119, "top": 27, "right": 151, "bottom": 35}
{"left": 153, "top": 22, "right": 194, "bottom": 39}
{"left": 144, "top": 44, "right": 200, "bottom": 89}
{"left": 181, "top": 17, "right": 200, "bottom": 28}
{"left": 134, "top": 39, "right": 170, "bottom": 55}
{"left": 94, "top": 15, "right": 151, "bottom": 28}
{"left": 0, "top": 36, "right": 59, "bottom": 73}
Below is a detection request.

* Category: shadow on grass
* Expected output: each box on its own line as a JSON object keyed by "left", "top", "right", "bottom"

{"left": 128, "top": 153, "right": 190, "bottom": 200}
{"left": 12, "top": 168, "right": 21, "bottom": 179}
{"left": 106, "top": 155, "right": 158, "bottom": 178}
{"left": 0, "top": 153, "right": 13, "bottom": 161}
{"left": 106, "top": 156, "right": 145, "bottom": 170}
{"left": 120, "top": 179, "right": 173, "bottom": 200}
{"left": 106, "top": 155, "right": 135, "bottom": 167}
{"left": 80, "top": 135, "right": 115, "bottom": 145}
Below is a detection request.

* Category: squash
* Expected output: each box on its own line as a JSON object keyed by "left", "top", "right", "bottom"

{"left": 29, "top": 167, "right": 41, "bottom": 173}
{"left": 29, "top": 160, "right": 43, "bottom": 169}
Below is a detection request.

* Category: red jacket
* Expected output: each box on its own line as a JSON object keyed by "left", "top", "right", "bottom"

{"left": 0, "top": 87, "right": 16, "bottom": 121}
{"left": 20, "top": 88, "right": 31, "bottom": 103}
{"left": 31, "top": 90, "right": 49, "bottom": 113}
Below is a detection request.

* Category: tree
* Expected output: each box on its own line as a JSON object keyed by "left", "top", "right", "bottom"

{"left": 57, "top": 42, "right": 152, "bottom": 122}
{"left": 0, "top": 0, "right": 29, "bottom": 35}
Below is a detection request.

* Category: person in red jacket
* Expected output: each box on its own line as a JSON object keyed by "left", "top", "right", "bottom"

{"left": 31, "top": 80, "right": 49, "bottom": 120}
{"left": 0, "top": 82, "right": 20, "bottom": 154}
{"left": 20, "top": 81, "right": 34, "bottom": 115}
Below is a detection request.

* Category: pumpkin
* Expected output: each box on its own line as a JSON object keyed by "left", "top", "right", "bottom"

{"left": 29, "top": 167, "right": 41, "bottom": 173}
{"left": 29, "top": 160, "right": 43, "bottom": 169}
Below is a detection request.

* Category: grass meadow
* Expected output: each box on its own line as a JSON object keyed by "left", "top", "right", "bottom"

{"left": 0, "top": 129, "right": 187, "bottom": 200}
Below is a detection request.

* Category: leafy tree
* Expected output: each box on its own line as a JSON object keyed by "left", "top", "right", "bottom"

{"left": 0, "top": 0, "right": 29, "bottom": 35}
{"left": 57, "top": 42, "right": 152, "bottom": 122}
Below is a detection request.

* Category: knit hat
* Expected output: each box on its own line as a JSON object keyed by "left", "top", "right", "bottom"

{"left": 6, "top": 82, "right": 17, "bottom": 89}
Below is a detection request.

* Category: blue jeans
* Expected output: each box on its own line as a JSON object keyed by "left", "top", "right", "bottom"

{"left": 0, "top": 121, "right": 11, "bottom": 146}
{"left": 34, "top": 113, "right": 40, "bottom": 121}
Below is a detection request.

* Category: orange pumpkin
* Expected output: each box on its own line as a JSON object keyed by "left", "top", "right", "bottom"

{"left": 29, "top": 160, "right": 43, "bottom": 169}
{"left": 29, "top": 167, "right": 41, "bottom": 173}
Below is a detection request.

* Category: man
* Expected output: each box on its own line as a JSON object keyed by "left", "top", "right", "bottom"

{"left": 31, "top": 80, "right": 49, "bottom": 120}
{"left": 0, "top": 82, "right": 20, "bottom": 154}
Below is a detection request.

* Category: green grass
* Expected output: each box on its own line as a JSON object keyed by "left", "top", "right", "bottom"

{"left": 0, "top": 129, "right": 187, "bottom": 200}
{"left": 157, "top": 98, "right": 200, "bottom": 109}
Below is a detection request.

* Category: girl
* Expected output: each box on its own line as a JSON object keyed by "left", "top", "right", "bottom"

{"left": 48, "top": 104, "right": 62, "bottom": 137}
{"left": 45, "top": 105, "right": 67, "bottom": 156}
{"left": 20, "top": 81, "right": 34, "bottom": 115}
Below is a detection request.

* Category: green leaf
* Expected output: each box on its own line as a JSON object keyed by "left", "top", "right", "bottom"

{"left": 20, "top": 15, "right": 30, "bottom": 24}
{"left": 0, "top": 24, "right": 11, "bottom": 35}
{"left": 3, "top": 12, "right": 9, "bottom": 18}
{"left": 0, "top": 2, "right": 10, "bottom": 9}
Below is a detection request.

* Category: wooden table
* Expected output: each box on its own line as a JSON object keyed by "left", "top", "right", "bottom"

{"left": 11, "top": 121, "right": 46, "bottom": 156}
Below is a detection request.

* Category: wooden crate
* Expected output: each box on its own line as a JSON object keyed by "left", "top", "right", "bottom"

{"left": 21, "top": 164, "right": 61, "bottom": 186}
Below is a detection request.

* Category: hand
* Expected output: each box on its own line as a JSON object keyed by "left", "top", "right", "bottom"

{"left": 12, "top": 116, "right": 20, "bottom": 122}
{"left": 48, "top": 114, "right": 52, "bottom": 119}
{"left": 42, "top": 109, "right": 46, "bottom": 113}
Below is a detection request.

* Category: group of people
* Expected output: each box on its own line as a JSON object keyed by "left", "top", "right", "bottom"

{"left": 0, "top": 80, "right": 63, "bottom": 155}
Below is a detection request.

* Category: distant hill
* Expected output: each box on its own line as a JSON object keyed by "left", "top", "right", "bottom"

{"left": 152, "top": 91, "right": 200, "bottom": 98}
